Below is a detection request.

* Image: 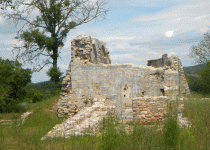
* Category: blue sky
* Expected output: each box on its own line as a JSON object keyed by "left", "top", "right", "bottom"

{"left": 0, "top": 0, "right": 209, "bottom": 83}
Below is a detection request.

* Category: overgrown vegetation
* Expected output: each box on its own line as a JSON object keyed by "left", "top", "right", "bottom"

{"left": 0, "top": 92, "right": 209, "bottom": 149}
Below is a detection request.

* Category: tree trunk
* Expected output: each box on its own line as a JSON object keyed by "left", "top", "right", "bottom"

{"left": 52, "top": 47, "right": 59, "bottom": 90}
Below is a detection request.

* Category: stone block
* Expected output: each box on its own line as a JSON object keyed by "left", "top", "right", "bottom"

{"left": 137, "top": 115, "right": 145, "bottom": 119}
{"left": 141, "top": 111, "right": 148, "bottom": 114}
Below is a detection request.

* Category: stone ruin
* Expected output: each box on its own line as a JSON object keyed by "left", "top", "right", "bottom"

{"left": 41, "top": 35, "right": 191, "bottom": 140}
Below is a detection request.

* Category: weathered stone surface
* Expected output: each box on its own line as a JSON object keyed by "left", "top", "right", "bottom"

{"left": 41, "top": 98, "right": 115, "bottom": 140}
{"left": 132, "top": 97, "right": 168, "bottom": 123}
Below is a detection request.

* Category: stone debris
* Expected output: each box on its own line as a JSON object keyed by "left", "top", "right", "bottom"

{"left": 21, "top": 111, "right": 32, "bottom": 123}
{"left": 0, "top": 111, "right": 32, "bottom": 125}
{"left": 21, "top": 112, "right": 32, "bottom": 120}
{"left": 177, "top": 114, "right": 192, "bottom": 127}
{"left": 41, "top": 98, "right": 115, "bottom": 140}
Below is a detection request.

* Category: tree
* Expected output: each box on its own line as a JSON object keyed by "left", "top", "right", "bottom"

{"left": 0, "top": 0, "right": 12, "bottom": 10}
{"left": 198, "top": 61, "right": 210, "bottom": 93}
{"left": 0, "top": 58, "right": 32, "bottom": 113}
{"left": 190, "top": 31, "right": 210, "bottom": 64}
{"left": 46, "top": 66, "right": 63, "bottom": 89}
{"left": 3, "top": 0, "right": 108, "bottom": 87}
{"left": 189, "top": 31, "right": 210, "bottom": 94}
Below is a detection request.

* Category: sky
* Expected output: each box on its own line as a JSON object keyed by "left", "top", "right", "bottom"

{"left": 0, "top": 0, "right": 209, "bottom": 83}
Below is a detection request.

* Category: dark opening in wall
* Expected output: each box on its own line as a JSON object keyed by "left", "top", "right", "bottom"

{"left": 142, "top": 92, "right": 144, "bottom": 96}
{"left": 160, "top": 89, "right": 165, "bottom": 96}
{"left": 124, "top": 95, "right": 126, "bottom": 97}
{"left": 102, "top": 45, "right": 106, "bottom": 56}
{"left": 124, "top": 85, "right": 128, "bottom": 90}
{"left": 93, "top": 44, "right": 97, "bottom": 59}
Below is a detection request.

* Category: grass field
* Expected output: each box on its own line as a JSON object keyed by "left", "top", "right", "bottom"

{"left": 0, "top": 93, "right": 209, "bottom": 150}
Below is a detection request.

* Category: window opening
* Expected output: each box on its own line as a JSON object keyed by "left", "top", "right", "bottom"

{"left": 160, "top": 89, "right": 165, "bottom": 96}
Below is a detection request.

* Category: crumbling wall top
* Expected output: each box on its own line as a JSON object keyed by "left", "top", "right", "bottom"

{"left": 71, "top": 35, "right": 111, "bottom": 64}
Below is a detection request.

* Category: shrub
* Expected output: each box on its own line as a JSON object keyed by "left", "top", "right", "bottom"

{"left": 32, "top": 92, "right": 44, "bottom": 103}
{"left": 26, "top": 89, "right": 40, "bottom": 98}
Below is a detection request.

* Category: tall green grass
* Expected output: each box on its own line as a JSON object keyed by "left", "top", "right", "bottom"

{"left": 0, "top": 93, "right": 209, "bottom": 149}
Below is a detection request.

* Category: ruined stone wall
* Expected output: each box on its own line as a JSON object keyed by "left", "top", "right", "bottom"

{"left": 132, "top": 96, "right": 184, "bottom": 124}
{"left": 132, "top": 96, "right": 168, "bottom": 123}
{"left": 168, "top": 56, "right": 190, "bottom": 96}
{"left": 147, "top": 54, "right": 170, "bottom": 67}
{"left": 56, "top": 35, "right": 190, "bottom": 118}
{"left": 70, "top": 35, "right": 111, "bottom": 64}
{"left": 57, "top": 61, "right": 180, "bottom": 118}
{"left": 147, "top": 54, "right": 190, "bottom": 97}
{"left": 57, "top": 36, "right": 112, "bottom": 117}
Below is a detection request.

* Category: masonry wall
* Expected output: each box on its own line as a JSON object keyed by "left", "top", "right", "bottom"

{"left": 132, "top": 96, "right": 168, "bottom": 123}
{"left": 69, "top": 61, "right": 179, "bottom": 116}
{"left": 147, "top": 54, "right": 170, "bottom": 67}
{"left": 56, "top": 36, "right": 190, "bottom": 118}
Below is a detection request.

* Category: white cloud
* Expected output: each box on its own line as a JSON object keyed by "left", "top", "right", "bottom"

{"left": 165, "top": 30, "right": 174, "bottom": 37}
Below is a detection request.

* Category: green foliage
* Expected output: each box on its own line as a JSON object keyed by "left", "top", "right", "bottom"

{"left": 198, "top": 61, "right": 210, "bottom": 93}
{"left": 5, "top": 0, "right": 107, "bottom": 87}
{"left": 26, "top": 81, "right": 57, "bottom": 92}
{"left": 46, "top": 66, "right": 63, "bottom": 87}
{"left": 32, "top": 92, "right": 44, "bottom": 103}
{"left": 186, "top": 74, "right": 203, "bottom": 93}
{"left": 186, "top": 62, "right": 210, "bottom": 94}
{"left": 0, "top": 58, "right": 31, "bottom": 113}
{"left": 26, "top": 89, "right": 40, "bottom": 99}
{"left": 25, "top": 79, "right": 63, "bottom": 101}
{"left": 190, "top": 31, "right": 210, "bottom": 63}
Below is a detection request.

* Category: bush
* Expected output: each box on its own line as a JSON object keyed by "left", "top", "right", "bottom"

{"left": 26, "top": 89, "right": 40, "bottom": 98}
{"left": 32, "top": 92, "right": 44, "bottom": 103}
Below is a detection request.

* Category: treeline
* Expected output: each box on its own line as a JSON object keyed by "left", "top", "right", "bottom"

{"left": 25, "top": 79, "right": 64, "bottom": 103}
{"left": 183, "top": 63, "right": 206, "bottom": 74}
